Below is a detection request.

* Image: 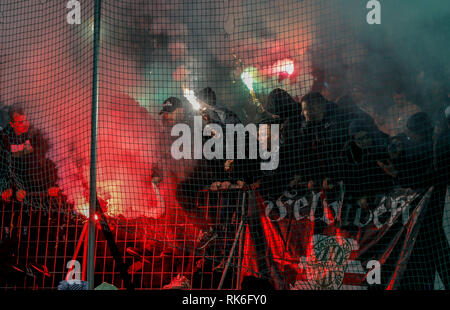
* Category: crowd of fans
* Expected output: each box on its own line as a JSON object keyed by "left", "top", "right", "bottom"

{"left": 159, "top": 84, "right": 450, "bottom": 208}
{"left": 159, "top": 81, "right": 450, "bottom": 289}
{"left": 0, "top": 77, "right": 449, "bottom": 289}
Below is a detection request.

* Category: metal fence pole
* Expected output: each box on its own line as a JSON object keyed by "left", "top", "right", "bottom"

{"left": 87, "top": 0, "right": 102, "bottom": 291}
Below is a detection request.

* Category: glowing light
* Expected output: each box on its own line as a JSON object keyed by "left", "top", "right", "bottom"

{"left": 273, "top": 59, "right": 295, "bottom": 76}
{"left": 77, "top": 203, "right": 90, "bottom": 218}
{"left": 241, "top": 67, "right": 257, "bottom": 92}
{"left": 183, "top": 88, "right": 201, "bottom": 111}
{"left": 97, "top": 181, "right": 124, "bottom": 217}
{"left": 75, "top": 203, "right": 98, "bottom": 220}
{"left": 240, "top": 67, "right": 263, "bottom": 109}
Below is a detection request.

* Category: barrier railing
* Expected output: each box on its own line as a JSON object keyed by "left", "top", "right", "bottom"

{"left": 0, "top": 189, "right": 249, "bottom": 290}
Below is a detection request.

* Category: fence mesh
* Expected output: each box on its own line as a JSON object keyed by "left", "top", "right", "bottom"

{"left": 0, "top": 0, "right": 449, "bottom": 290}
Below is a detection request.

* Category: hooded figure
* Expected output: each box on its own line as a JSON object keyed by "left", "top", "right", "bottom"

{"left": 394, "top": 112, "right": 434, "bottom": 190}
{"left": 265, "top": 88, "right": 302, "bottom": 124}
{"left": 297, "top": 92, "right": 348, "bottom": 187}
{"left": 264, "top": 88, "right": 303, "bottom": 149}
{"left": 255, "top": 89, "right": 304, "bottom": 202}
{"left": 400, "top": 110, "right": 450, "bottom": 290}
{"left": 195, "top": 87, "right": 241, "bottom": 126}
{"left": 0, "top": 106, "right": 58, "bottom": 199}
{"left": 342, "top": 119, "right": 392, "bottom": 200}
{"left": 434, "top": 105, "right": 450, "bottom": 181}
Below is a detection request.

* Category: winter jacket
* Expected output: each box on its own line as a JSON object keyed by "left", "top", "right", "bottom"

{"left": 0, "top": 125, "right": 58, "bottom": 194}
{"left": 434, "top": 126, "right": 450, "bottom": 186}
{"left": 296, "top": 102, "right": 348, "bottom": 185}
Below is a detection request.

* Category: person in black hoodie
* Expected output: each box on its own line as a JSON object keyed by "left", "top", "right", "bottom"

{"left": 297, "top": 92, "right": 348, "bottom": 190}
{"left": 398, "top": 111, "right": 450, "bottom": 289}
{"left": 195, "top": 87, "right": 242, "bottom": 126}
{"left": 427, "top": 105, "right": 450, "bottom": 289}
{"left": 397, "top": 112, "right": 435, "bottom": 190}
{"left": 255, "top": 89, "right": 303, "bottom": 202}
{"left": 0, "top": 104, "right": 59, "bottom": 239}
{"left": 340, "top": 119, "right": 393, "bottom": 239}
{"left": 0, "top": 104, "right": 59, "bottom": 199}
{"left": 342, "top": 119, "right": 393, "bottom": 202}
{"left": 321, "top": 78, "right": 374, "bottom": 132}
{"left": 434, "top": 106, "right": 450, "bottom": 182}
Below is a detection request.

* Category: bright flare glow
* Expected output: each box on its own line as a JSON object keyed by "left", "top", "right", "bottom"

{"left": 77, "top": 203, "right": 89, "bottom": 218}
{"left": 241, "top": 71, "right": 254, "bottom": 91}
{"left": 76, "top": 203, "right": 98, "bottom": 220}
{"left": 241, "top": 67, "right": 258, "bottom": 92}
{"left": 183, "top": 88, "right": 201, "bottom": 111}
{"left": 273, "top": 59, "right": 294, "bottom": 76}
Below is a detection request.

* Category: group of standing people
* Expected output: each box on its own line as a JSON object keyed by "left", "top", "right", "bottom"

{"left": 158, "top": 83, "right": 450, "bottom": 289}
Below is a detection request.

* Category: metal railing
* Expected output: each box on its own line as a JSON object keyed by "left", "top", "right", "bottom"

{"left": 0, "top": 189, "right": 249, "bottom": 290}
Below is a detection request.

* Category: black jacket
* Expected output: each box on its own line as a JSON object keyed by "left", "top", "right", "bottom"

{"left": 395, "top": 136, "right": 434, "bottom": 190}
{"left": 434, "top": 126, "right": 450, "bottom": 186}
{"left": 256, "top": 114, "right": 304, "bottom": 201}
{"left": 0, "top": 125, "right": 57, "bottom": 193}
{"left": 296, "top": 102, "right": 348, "bottom": 185}
{"left": 341, "top": 133, "right": 393, "bottom": 200}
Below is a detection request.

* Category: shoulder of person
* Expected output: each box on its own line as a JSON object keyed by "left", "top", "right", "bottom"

{"left": 335, "top": 94, "right": 356, "bottom": 107}
{"left": 0, "top": 126, "right": 12, "bottom": 144}
{"left": 219, "top": 106, "right": 241, "bottom": 123}
{"left": 28, "top": 127, "right": 45, "bottom": 142}
{"left": 325, "top": 104, "right": 347, "bottom": 130}
{"left": 326, "top": 101, "right": 344, "bottom": 119}
{"left": 437, "top": 127, "right": 450, "bottom": 140}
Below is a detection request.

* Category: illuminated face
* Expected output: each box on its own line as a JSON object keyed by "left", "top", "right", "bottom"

{"left": 301, "top": 101, "right": 325, "bottom": 123}
{"left": 258, "top": 124, "right": 280, "bottom": 151}
{"left": 406, "top": 127, "right": 423, "bottom": 144}
{"left": 162, "top": 107, "right": 185, "bottom": 126}
{"left": 258, "top": 125, "right": 269, "bottom": 149}
{"left": 321, "top": 85, "right": 333, "bottom": 101}
{"left": 388, "top": 138, "right": 403, "bottom": 159}
{"left": 351, "top": 86, "right": 364, "bottom": 103}
{"left": 392, "top": 92, "right": 407, "bottom": 106}
{"left": 10, "top": 113, "right": 30, "bottom": 136}
{"left": 353, "top": 131, "right": 372, "bottom": 149}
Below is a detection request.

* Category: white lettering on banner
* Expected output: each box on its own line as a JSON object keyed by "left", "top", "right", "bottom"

{"left": 265, "top": 188, "right": 422, "bottom": 229}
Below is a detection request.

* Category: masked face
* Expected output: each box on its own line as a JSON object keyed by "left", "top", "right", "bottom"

{"left": 392, "top": 92, "right": 407, "bottom": 106}
{"left": 162, "top": 107, "right": 185, "bottom": 126}
{"left": 388, "top": 138, "right": 403, "bottom": 159}
{"left": 354, "top": 131, "right": 372, "bottom": 149}
{"left": 301, "top": 101, "right": 325, "bottom": 123}
{"left": 258, "top": 124, "right": 280, "bottom": 151}
{"left": 10, "top": 113, "right": 30, "bottom": 136}
{"left": 406, "top": 127, "right": 427, "bottom": 144}
{"left": 351, "top": 86, "right": 365, "bottom": 103}
{"left": 258, "top": 125, "right": 270, "bottom": 150}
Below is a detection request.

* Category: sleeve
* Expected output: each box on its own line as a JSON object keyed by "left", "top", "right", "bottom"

{"left": 231, "top": 130, "right": 262, "bottom": 184}
{"left": 33, "top": 132, "right": 59, "bottom": 191}
{"left": 41, "top": 158, "right": 59, "bottom": 189}
{"left": 0, "top": 132, "right": 11, "bottom": 192}
{"left": 434, "top": 132, "right": 450, "bottom": 178}
{"left": 10, "top": 164, "right": 26, "bottom": 192}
